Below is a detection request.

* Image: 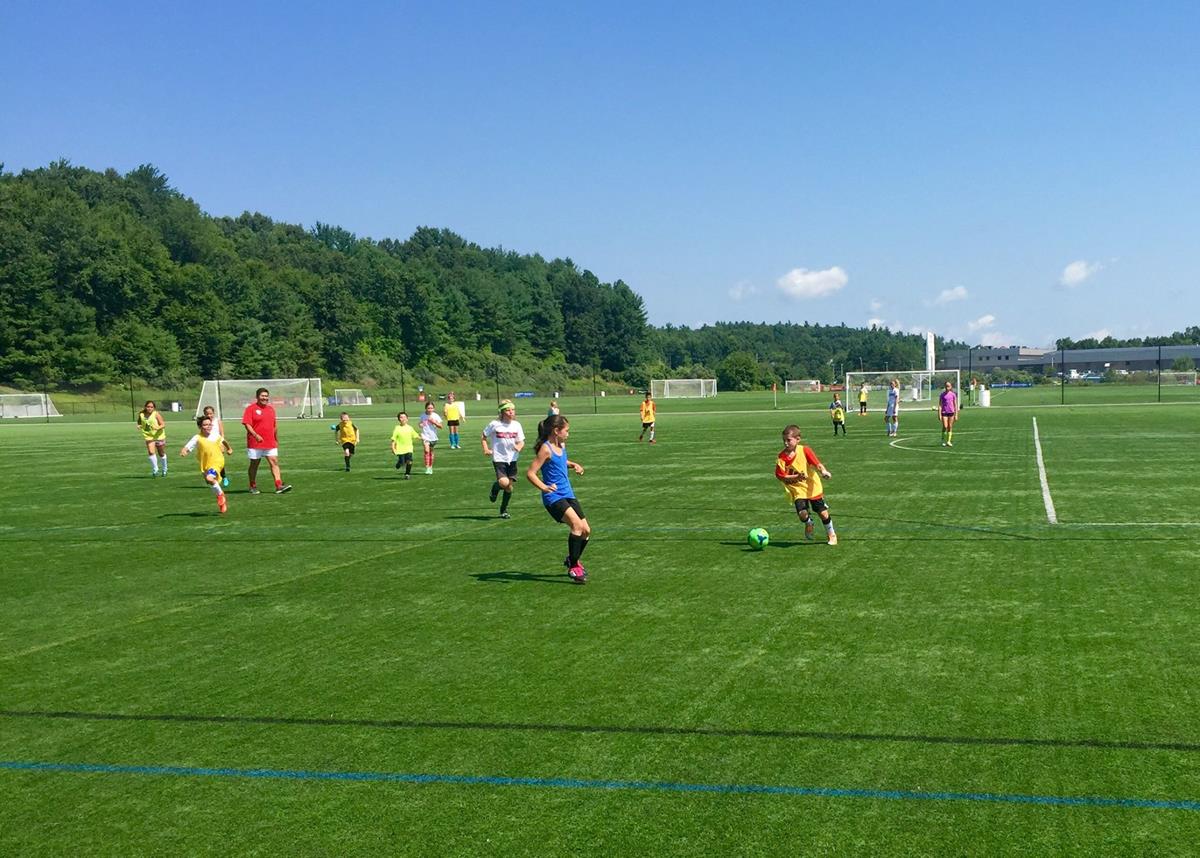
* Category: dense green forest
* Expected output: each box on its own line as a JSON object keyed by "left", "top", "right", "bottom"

{"left": 2, "top": 161, "right": 964, "bottom": 392}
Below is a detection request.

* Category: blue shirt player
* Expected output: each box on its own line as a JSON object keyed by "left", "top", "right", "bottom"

{"left": 526, "top": 414, "right": 591, "bottom": 584}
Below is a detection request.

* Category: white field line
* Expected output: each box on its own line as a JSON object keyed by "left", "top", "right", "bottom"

{"left": 1032, "top": 416, "right": 1057, "bottom": 525}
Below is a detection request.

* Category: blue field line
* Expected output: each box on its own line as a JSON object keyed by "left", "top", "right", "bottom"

{"left": 3, "top": 760, "right": 1198, "bottom": 811}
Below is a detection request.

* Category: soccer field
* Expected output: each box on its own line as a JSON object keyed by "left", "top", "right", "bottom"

{"left": 3, "top": 393, "right": 1199, "bottom": 854}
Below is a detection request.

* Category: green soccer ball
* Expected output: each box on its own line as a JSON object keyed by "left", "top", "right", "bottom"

{"left": 747, "top": 527, "right": 769, "bottom": 550}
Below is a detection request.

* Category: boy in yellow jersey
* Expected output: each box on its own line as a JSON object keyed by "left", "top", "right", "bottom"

{"left": 775, "top": 424, "right": 837, "bottom": 545}
{"left": 638, "top": 392, "right": 656, "bottom": 443}
{"left": 390, "top": 411, "right": 421, "bottom": 480}
{"left": 136, "top": 400, "right": 168, "bottom": 476}
{"left": 829, "top": 394, "right": 847, "bottom": 436}
{"left": 332, "top": 412, "right": 360, "bottom": 471}
{"left": 180, "top": 416, "right": 234, "bottom": 514}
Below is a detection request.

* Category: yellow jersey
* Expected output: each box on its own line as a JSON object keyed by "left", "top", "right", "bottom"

{"left": 336, "top": 420, "right": 359, "bottom": 444}
{"left": 138, "top": 411, "right": 165, "bottom": 441}
{"left": 390, "top": 424, "right": 421, "bottom": 455}
{"left": 445, "top": 402, "right": 463, "bottom": 421}
{"left": 640, "top": 400, "right": 656, "bottom": 422}
{"left": 775, "top": 446, "right": 825, "bottom": 501}
{"left": 191, "top": 434, "right": 226, "bottom": 474}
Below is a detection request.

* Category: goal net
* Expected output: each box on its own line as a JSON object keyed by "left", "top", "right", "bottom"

{"left": 845, "top": 369, "right": 961, "bottom": 403}
{"left": 333, "top": 388, "right": 369, "bottom": 405}
{"left": 650, "top": 378, "right": 717, "bottom": 398}
{"left": 784, "top": 379, "right": 822, "bottom": 394}
{"left": 195, "top": 378, "right": 324, "bottom": 421}
{"left": 0, "top": 393, "right": 62, "bottom": 418}
{"left": 1156, "top": 371, "right": 1198, "bottom": 385}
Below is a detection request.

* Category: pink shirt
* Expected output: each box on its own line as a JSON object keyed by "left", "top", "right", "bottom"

{"left": 242, "top": 403, "right": 279, "bottom": 449}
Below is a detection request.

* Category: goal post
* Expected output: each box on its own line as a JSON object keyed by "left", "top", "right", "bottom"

{"left": 0, "top": 393, "right": 62, "bottom": 418}
{"left": 195, "top": 378, "right": 324, "bottom": 421}
{"left": 650, "top": 378, "right": 718, "bottom": 398}
{"left": 1156, "top": 371, "right": 1198, "bottom": 385}
{"left": 784, "top": 379, "right": 822, "bottom": 394}
{"left": 845, "top": 369, "right": 961, "bottom": 403}
{"left": 333, "top": 388, "right": 368, "bottom": 405}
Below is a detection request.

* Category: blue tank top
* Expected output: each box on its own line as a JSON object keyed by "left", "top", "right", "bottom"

{"left": 540, "top": 443, "right": 575, "bottom": 506}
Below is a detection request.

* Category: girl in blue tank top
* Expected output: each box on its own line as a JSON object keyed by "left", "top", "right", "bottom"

{"left": 526, "top": 415, "right": 592, "bottom": 584}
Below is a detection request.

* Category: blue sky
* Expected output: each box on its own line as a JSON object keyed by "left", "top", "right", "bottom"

{"left": 3, "top": 1, "right": 1197, "bottom": 347}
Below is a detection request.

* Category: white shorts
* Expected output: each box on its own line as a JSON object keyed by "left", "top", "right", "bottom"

{"left": 247, "top": 448, "right": 279, "bottom": 460}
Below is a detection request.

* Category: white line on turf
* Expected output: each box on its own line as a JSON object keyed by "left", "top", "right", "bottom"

{"left": 1032, "top": 417, "right": 1057, "bottom": 525}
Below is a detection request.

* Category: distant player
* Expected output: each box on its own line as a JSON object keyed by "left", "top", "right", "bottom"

{"left": 136, "top": 400, "right": 168, "bottom": 476}
{"left": 444, "top": 392, "right": 466, "bottom": 450}
{"left": 775, "top": 424, "right": 837, "bottom": 546}
{"left": 333, "top": 411, "right": 360, "bottom": 471}
{"left": 858, "top": 383, "right": 869, "bottom": 415}
{"left": 829, "top": 393, "right": 847, "bottom": 436}
{"left": 526, "top": 415, "right": 591, "bottom": 583}
{"left": 885, "top": 378, "right": 900, "bottom": 437}
{"left": 939, "top": 381, "right": 960, "bottom": 447}
{"left": 390, "top": 411, "right": 421, "bottom": 479}
{"left": 482, "top": 399, "right": 525, "bottom": 519}
{"left": 180, "top": 415, "right": 234, "bottom": 514}
{"left": 419, "top": 400, "right": 443, "bottom": 475}
{"left": 638, "top": 392, "right": 656, "bottom": 443}
{"left": 547, "top": 399, "right": 560, "bottom": 417}
{"left": 201, "top": 405, "right": 229, "bottom": 487}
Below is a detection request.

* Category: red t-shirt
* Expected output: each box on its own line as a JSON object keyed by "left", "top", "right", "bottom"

{"left": 242, "top": 403, "right": 279, "bottom": 449}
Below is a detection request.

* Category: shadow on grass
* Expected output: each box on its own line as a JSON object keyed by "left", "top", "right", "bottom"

{"left": 472, "top": 569, "right": 573, "bottom": 585}
{"left": 157, "top": 512, "right": 218, "bottom": 519}
{"left": 719, "top": 540, "right": 814, "bottom": 550}
{"left": 448, "top": 514, "right": 501, "bottom": 521}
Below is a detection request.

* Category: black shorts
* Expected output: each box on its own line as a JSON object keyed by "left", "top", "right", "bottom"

{"left": 493, "top": 460, "right": 518, "bottom": 481}
{"left": 546, "top": 497, "right": 584, "bottom": 523}
{"left": 447, "top": 420, "right": 460, "bottom": 428}
{"left": 342, "top": 442, "right": 356, "bottom": 454}
{"left": 395, "top": 452, "right": 412, "bottom": 464}
{"left": 795, "top": 497, "right": 829, "bottom": 515}
{"left": 642, "top": 421, "right": 654, "bottom": 429}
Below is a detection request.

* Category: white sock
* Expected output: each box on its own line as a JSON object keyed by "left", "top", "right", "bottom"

{"left": 211, "top": 483, "right": 223, "bottom": 497}
{"left": 825, "top": 519, "right": 834, "bottom": 534}
{"left": 159, "top": 453, "right": 168, "bottom": 470}
{"left": 149, "top": 455, "right": 159, "bottom": 472}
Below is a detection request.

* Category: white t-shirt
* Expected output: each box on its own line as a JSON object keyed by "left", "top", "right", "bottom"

{"left": 483, "top": 418, "right": 525, "bottom": 463}
{"left": 419, "top": 411, "right": 443, "bottom": 442}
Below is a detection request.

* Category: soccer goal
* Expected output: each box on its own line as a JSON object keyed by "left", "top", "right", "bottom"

{"left": 0, "top": 393, "right": 62, "bottom": 418}
{"left": 1156, "top": 371, "right": 1198, "bottom": 385}
{"left": 650, "top": 378, "right": 718, "bottom": 398}
{"left": 333, "top": 388, "right": 369, "bottom": 405}
{"left": 195, "top": 378, "right": 324, "bottom": 421}
{"left": 784, "top": 379, "right": 822, "bottom": 394}
{"left": 845, "top": 369, "right": 961, "bottom": 403}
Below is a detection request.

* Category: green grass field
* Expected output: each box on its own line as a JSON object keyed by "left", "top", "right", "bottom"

{"left": 3, "top": 391, "right": 1199, "bottom": 855}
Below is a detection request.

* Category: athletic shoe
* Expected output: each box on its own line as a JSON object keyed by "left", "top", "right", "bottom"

{"left": 947, "top": 442, "right": 953, "bottom": 447}
{"left": 249, "top": 487, "right": 261, "bottom": 495}
{"left": 403, "top": 474, "right": 410, "bottom": 480}
{"left": 499, "top": 512, "right": 511, "bottom": 519}
{"left": 276, "top": 484, "right": 292, "bottom": 494}
{"left": 567, "top": 564, "right": 587, "bottom": 584}
{"left": 804, "top": 521, "right": 815, "bottom": 541}
{"left": 827, "top": 533, "right": 838, "bottom": 546}
{"left": 222, "top": 477, "right": 229, "bottom": 488}
{"left": 425, "top": 467, "right": 433, "bottom": 475}
{"left": 489, "top": 483, "right": 499, "bottom": 503}
{"left": 151, "top": 471, "right": 159, "bottom": 477}
{"left": 649, "top": 439, "right": 656, "bottom": 444}
{"left": 217, "top": 494, "right": 227, "bottom": 514}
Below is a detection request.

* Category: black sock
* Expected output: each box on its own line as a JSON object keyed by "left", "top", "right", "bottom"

{"left": 500, "top": 490, "right": 512, "bottom": 514}
{"left": 396, "top": 457, "right": 401, "bottom": 469}
{"left": 568, "top": 533, "right": 588, "bottom": 565}
{"left": 405, "top": 462, "right": 412, "bottom": 475}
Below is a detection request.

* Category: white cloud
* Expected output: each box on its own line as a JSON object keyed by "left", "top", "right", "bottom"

{"left": 1081, "top": 328, "right": 1111, "bottom": 341}
{"left": 866, "top": 317, "right": 886, "bottom": 329}
{"left": 933, "top": 285, "right": 968, "bottom": 305}
{"left": 1059, "top": 259, "right": 1103, "bottom": 287}
{"left": 869, "top": 299, "right": 883, "bottom": 312}
{"left": 979, "top": 331, "right": 1012, "bottom": 347}
{"left": 776, "top": 266, "right": 847, "bottom": 300}
{"left": 967, "top": 314, "right": 996, "bottom": 332}
{"left": 728, "top": 281, "right": 759, "bottom": 301}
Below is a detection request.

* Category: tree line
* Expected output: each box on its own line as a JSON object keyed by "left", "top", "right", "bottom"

{"left": 2, "top": 161, "right": 962, "bottom": 393}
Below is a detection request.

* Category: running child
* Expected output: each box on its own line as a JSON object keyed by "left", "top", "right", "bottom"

{"left": 482, "top": 399, "right": 525, "bottom": 520}
{"left": 333, "top": 411, "right": 360, "bottom": 471}
{"left": 638, "top": 391, "right": 656, "bottom": 443}
{"left": 776, "top": 424, "right": 837, "bottom": 546}
{"left": 829, "top": 393, "right": 847, "bottom": 436}
{"left": 201, "top": 405, "right": 229, "bottom": 487}
{"left": 180, "top": 415, "right": 234, "bottom": 514}
{"left": 136, "top": 400, "right": 168, "bottom": 476}
{"left": 390, "top": 411, "right": 421, "bottom": 479}
{"left": 939, "top": 380, "right": 959, "bottom": 447}
{"left": 526, "top": 414, "right": 591, "bottom": 583}
{"left": 419, "top": 400, "right": 443, "bottom": 475}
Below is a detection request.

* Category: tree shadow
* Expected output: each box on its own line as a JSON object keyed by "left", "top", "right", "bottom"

{"left": 471, "top": 569, "right": 573, "bottom": 585}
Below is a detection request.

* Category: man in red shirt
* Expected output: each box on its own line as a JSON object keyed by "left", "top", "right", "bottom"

{"left": 241, "top": 387, "right": 292, "bottom": 495}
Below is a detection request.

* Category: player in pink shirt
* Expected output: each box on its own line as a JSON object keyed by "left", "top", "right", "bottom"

{"left": 939, "top": 381, "right": 959, "bottom": 447}
{"left": 241, "top": 387, "right": 292, "bottom": 494}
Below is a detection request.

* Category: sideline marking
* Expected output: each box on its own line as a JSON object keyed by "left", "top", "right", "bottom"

{"left": 1032, "top": 417, "right": 1057, "bottom": 524}
{"left": 3, "top": 759, "right": 1198, "bottom": 811}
